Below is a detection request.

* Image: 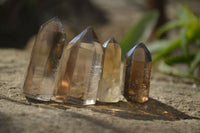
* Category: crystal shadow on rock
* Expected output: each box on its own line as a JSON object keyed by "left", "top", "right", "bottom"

{"left": 124, "top": 43, "right": 152, "bottom": 103}
{"left": 0, "top": 93, "right": 197, "bottom": 121}
{"left": 83, "top": 98, "right": 198, "bottom": 121}
{"left": 54, "top": 26, "right": 103, "bottom": 105}
{"left": 44, "top": 97, "right": 198, "bottom": 121}
{"left": 23, "top": 17, "right": 66, "bottom": 102}
{"left": 97, "top": 37, "right": 123, "bottom": 103}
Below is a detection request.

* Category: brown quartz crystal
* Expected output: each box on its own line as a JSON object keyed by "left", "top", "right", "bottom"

{"left": 97, "top": 38, "right": 122, "bottom": 103}
{"left": 124, "top": 43, "right": 152, "bottom": 103}
{"left": 23, "top": 17, "right": 66, "bottom": 101}
{"left": 54, "top": 27, "right": 103, "bottom": 105}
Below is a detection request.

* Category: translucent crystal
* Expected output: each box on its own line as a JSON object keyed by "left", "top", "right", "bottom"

{"left": 124, "top": 43, "right": 152, "bottom": 103}
{"left": 54, "top": 27, "right": 103, "bottom": 105}
{"left": 97, "top": 38, "right": 122, "bottom": 103}
{"left": 23, "top": 17, "right": 66, "bottom": 101}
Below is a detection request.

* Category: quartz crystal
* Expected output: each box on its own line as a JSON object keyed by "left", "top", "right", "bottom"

{"left": 54, "top": 27, "right": 103, "bottom": 105}
{"left": 97, "top": 38, "right": 122, "bottom": 103}
{"left": 23, "top": 17, "right": 66, "bottom": 101}
{"left": 124, "top": 43, "right": 152, "bottom": 103}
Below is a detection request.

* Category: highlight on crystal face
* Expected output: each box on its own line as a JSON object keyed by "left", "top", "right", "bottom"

{"left": 97, "top": 38, "right": 122, "bottom": 103}
{"left": 124, "top": 43, "right": 152, "bottom": 103}
{"left": 54, "top": 26, "right": 103, "bottom": 105}
{"left": 23, "top": 17, "right": 66, "bottom": 101}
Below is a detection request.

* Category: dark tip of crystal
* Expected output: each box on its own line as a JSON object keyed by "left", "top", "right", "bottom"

{"left": 103, "top": 37, "right": 119, "bottom": 47}
{"left": 69, "top": 26, "right": 99, "bottom": 44}
{"left": 109, "top": 37, "right": 118, "bottom": 43}
{"left": 40, "top": 17, "right": 61, "bottom": 28}
{"left": 81, "top": 26, "right": 99, "bottom": 43}
{"left": 40, "top": 16, "right": 64, "bottom": 32}
{"left": 126, "top": 42, "right": 152, "bottom": 61}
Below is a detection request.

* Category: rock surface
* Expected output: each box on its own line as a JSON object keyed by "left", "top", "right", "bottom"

{"left": 0, "top": 48, "right": 199, "bottom": 133}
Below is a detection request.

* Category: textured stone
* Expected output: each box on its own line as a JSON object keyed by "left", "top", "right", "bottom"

{"left": 23, "top": 17, "right": 66, "bottom": 101}
{"left": 97, "top": 38, "right": 122, "bottom": 102}
{"left": 54, "top": 27, "right": 103, "bottom": 105}
{"left": 124, "top": 43, "right": 152, "bottom": 103}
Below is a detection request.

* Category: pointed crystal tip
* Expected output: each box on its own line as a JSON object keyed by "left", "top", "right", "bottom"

{"left": 103, "top": 37, "right": 119, "bottom": 48}
{"left": 40, "top": 17, "right": 62, "bottom": 29}
{"left": 126, "top": 42, "right": 152, "bottom": 61}
{"left": 81, "top": 26, "right": 98, "bottom": 43}
{"left": 109, "top": 37, "right": 118, "bottom": 43}
{"left": 69, "top": 26, "right": 98, "bottom": 44}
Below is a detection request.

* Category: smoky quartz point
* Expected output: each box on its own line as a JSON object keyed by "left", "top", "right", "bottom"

{"left": 97, "top": 38, "right": 122, "bottom": 103}
{"left": 54, "top": 27, "right": 103, "bottom": 105}
{"left": 124, "top": 43, "right": 152, "bottom": 103}
{"left": 23, "top": 17, "right": 66, "bottom": 101}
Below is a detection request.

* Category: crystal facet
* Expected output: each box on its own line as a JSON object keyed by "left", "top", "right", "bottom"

{"left": 124, "top": 43, "right": 152, "bottom": 103}
{"left": 97, "top": 38, "right": 122, "bottom": 102}
{"left": 23, "top": 17, "right": 66, "bottom": 101}
{"left": 54, "top": 27, "right": 103, "bottom": 105}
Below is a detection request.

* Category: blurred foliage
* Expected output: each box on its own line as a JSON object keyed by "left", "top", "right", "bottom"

{"left": 148, "top": 5, "right": 200, "bottom": 80}
{"left": 120, "top": 5, "right": 200, "bottom": 80}
{"left": 119, "top": 10, "right": 159, "bottom": 59}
